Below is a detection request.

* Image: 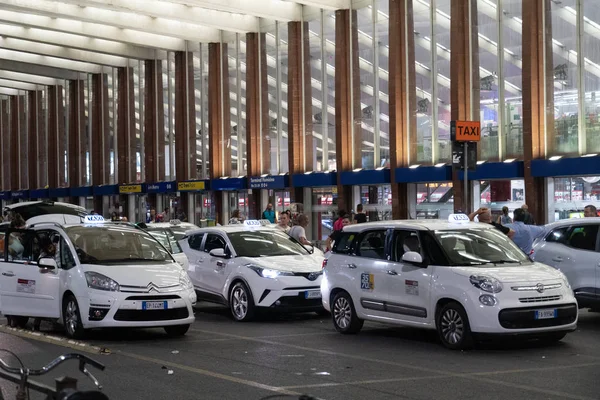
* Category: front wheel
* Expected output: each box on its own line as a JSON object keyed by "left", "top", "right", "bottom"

{"left": 164, "top": 324, "right": 190, "bottom": 337}
{"left": 63, "top": 295, "right": 86, "bottom": 339}
{"left": 436, "top": 302, "right": 473, "bottom": 350}
{"left": 229, "top": 282, "right": 255, "bottom": 322}
{"left": 331, "top": 292, "right": 363, "bottom": 334}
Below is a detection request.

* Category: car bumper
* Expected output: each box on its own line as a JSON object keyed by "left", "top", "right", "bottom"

{"left": 465, "top": 296, "right": 578, "bottom": 334}
{"left": 79, "top": 288, "right": 196, "bottom": 329}
{"left": 250, "top": 275, "right": 324, "bottom": 312}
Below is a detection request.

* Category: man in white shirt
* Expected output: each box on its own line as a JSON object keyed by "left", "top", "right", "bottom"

{"left": 276, "top": 211, "right": 291, "bottom": 233}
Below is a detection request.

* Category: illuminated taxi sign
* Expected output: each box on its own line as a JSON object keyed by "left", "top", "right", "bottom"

{"left": 258, "top": 219, "right": 272, "bottom": 226}
{"left": 177, "top": 181, "right": 205, "bottom": 191}
{"left": 243, "top": 220, "right": 262, "bottom": 227}
{"left": 84, "top": 215, "right": 105, "bottom": 224}
{"left": 169, "top": 219, "right": 182, "bottom": 225}
{"left": 448, "top": 214, "right": 470, "bottom": 224}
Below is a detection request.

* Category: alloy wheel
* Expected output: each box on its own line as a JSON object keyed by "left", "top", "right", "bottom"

{"left": 65, "top": 300, "right": 79, "bottom": 336}
{"left": 441, "top": 309, "right": 464, "bottom": 345}
{"left": 333, "top": 297, "right": 352, "bottom": 330}
{"left": 232, "top": 287, "right": 248, "bottom": 319}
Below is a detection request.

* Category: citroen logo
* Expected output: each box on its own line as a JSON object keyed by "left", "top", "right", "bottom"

{"left": 536, "top": 283, "right": 545, "bottom": 293}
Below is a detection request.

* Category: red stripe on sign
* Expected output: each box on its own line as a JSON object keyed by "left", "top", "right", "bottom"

{"left": 17, "top": 279, "right": 29, "bottom": 284}
{"left": 405, "top": 280, "right": 418, "bottom": 286}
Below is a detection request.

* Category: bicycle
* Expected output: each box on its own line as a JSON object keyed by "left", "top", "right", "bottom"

{"left": 0, "top": 350, "right": 106, "bottom": 400}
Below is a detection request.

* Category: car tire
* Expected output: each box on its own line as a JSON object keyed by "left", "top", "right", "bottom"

{"left": 229, "top": 282, "right": 255, "bottom": 322}
{"left": 164, "top": 324, "right": 190, "bottom": 337}
{"left": 63, "top": 295, "right": 86, "bottom": 340}
{"left": 436, "top": 302, "right": 474, "bottom": 350}
{"left": 331, "top": 291, "right": 363, "bottom": 334}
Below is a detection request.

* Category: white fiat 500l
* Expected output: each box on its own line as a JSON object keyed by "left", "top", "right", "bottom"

{"left": 0, "top": 216, "right": 196, "bottom": 338}
{"left": 180, "top": 221, "right": 325, "bottom": 321}
{"left": 532, "top": 218, "right": 600, "bottom": 310}
{"left": 321, "top": 215, "right": 578, "bottom": 349}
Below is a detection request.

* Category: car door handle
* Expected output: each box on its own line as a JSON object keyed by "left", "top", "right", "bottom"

{"left": 216, "top": 261, "right": 225, "bottom": 268}
{"left": 2, "top": 272, "right": 14, "bottom": 277}
{"left": 552, "top": 256, "right": 563, "bottom": 262}
{"left": 346, "top": 263, "right": 357, "bottom": 269}
{"left": 387, "top": 270, "right": 398, "bottom": 276}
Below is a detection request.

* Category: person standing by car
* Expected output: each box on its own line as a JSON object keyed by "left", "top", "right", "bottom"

{"left": 262, "top": 203, "right": 276, "bottom": 224}
{"left": 496, "top": 206, "right": 512, "bottom": 225}
{"left": 326, "top": 214, "right": 350, "bottom": 251}
{"left": 276, "top": 211, "right": 291, "bottom": 233}
{"left": 289, "top": 214, "right": 311, "bottom": 246}
{"left": 584, "top": 204, "right": 598, "bottom": 217}
{"left": 229, "top": 209, "right": 243, "bottom": 225}
{"left": 354, "top": 204, "right": 367, "bottom": 224}
{"left": 521, "top": 204, "right": 536, "bottom": 225}
{"left": 505, "top": 208, "right": 547, "bottom": 255}
{"left": 469, "top": 207, "right": 515, "bottom": 238}
{"left": 332, "top": 210, "right": 348, "bottom": 232}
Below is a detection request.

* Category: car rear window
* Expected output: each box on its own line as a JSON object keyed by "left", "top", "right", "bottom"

{"left": 6, "top": 203, "right": 86, "bottom": 221}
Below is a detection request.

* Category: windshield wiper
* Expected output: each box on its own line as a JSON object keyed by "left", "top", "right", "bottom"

{"left": 104, "top": 258, "right": 166, "bottom": 263}
{"left": 490, "top": 260, "right": 522, "bottom": 265}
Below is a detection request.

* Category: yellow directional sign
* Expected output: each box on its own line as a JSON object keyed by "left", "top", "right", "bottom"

{"left": 177, "top": 181, "right": 205, "bottom": 191}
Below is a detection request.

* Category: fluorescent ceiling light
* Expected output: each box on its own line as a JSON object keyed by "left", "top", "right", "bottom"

{"left": 503, "top": 158, "right": 516, "bottom": 163}
{"left": 435, "top": 163, "right": 446, "bottom": 167}
{"left": 583, "top": 153, "right": 598, "bottom": 157}
{"left": 409, "top": 164, "right": 420, "bottom": 169}
{"left": 353, "top": 168, "right": 363, "bottom": 172}
{"left": 476, "top": 160, "right": 486, "bottom": 165}
{"left": 549, "top": 156, "right": 563, "bottom": 161}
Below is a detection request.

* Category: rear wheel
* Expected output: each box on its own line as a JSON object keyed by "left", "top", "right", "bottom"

{"left": 331, "top": 292, "right": 363, "bottom": 334}
{"left": 164, "top": 324, "right": 190, "bottom": 337}
{"left": 436, "top": 302, "right": 474, "bottom": 350}
{"left": 229, "top": 282, "right": 255, "bottom": 322}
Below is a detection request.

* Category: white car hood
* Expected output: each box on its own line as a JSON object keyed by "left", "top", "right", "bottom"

{"left": 81, "top": 262, "right": 182, "bottom": 287}
{"left": 242, "top": 254, "right": 324, "bottom": 273}
{"left": 451, "top": 262, "right": 564, "bottom": 283}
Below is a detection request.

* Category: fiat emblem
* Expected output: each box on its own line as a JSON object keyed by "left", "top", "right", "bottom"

{"left": 536, "top": 283, "right": 545, "bottom": 293}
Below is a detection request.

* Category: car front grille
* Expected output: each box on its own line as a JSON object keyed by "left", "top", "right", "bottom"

{"left": 498, "top": 303, "right": 577, "bottom": 329}
{"left": 125, "top": 295, "right": 181, "bottom": 301}
{"left": 519, "top": 295, "right": 562, "bottom": 303}
{"left": 113, "top": 307, "right": 189, "bottom": 322}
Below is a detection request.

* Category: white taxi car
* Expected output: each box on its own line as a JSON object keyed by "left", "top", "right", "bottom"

{"left": 180, "top": 221, "right": 325, "bottom": 321}
{"left": 321, "top": 215, "right": 578, "bottom": 349}
{"left": 0, "top": 216, "right": 196, "bottom": 338}
{"left": 3, "top": 201, "right": 87, "bottom": 225}
{"left": 532, "top": 217, "right": 600, "bottom": 310}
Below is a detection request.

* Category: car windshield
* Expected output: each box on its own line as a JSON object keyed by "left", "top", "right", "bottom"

{"left": 66, "top": 225, "right": 173, "bottom": 264}
{"left": 145, "top": 228, "right": 183, "bottom": 254}
{"left": 228, "top": 231, "right": 310, "bottom": 257}
{"left": 434, "top": 228, "right": 530, "bottom": 266}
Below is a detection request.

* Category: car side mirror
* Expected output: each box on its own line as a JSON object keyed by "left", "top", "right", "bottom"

{"left": 402, "top": 251, "right": 424, "bottom": 266}
{"left": 38, "top": 257, "right": 57, "bottom": 271}
{"left": 209, "top": 248, "right": 227, "bottom": 258}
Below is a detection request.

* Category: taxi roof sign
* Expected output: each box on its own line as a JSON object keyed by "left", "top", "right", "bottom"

{"left": 169, "top": 219, "right": 182, "bottom": 225}
{"left": 448, "top": 213, "right": 470, "bottom": 224}
{"left": 84, "top": 215, "right": 105, "bottom": 224}
{"left": 243, "top": 220, "right": 262, "bottom": 227}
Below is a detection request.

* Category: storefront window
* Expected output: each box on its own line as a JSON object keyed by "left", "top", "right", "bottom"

{"left": 479, "top": 179, "right": 525, "bottom": 220}
{"left": 359, "top": 185, "right": 392, "bottom": 221}
{"left": 553, "top": 177, "right": 600, "bottom": 220}
{"left": 311, "top": 187, "right": 338, "bottom": 241}
{"left": 416, "top": 182, "right": 454, "bottom": 219}
{"left": 583, "top": 0, "right": 600, "bottom": 154}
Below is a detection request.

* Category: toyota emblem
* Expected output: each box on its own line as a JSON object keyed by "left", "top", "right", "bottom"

{"left": 307, "top": 273, "right": 318, "bottom": 281}
{"left": 536, "top": 283, "right": 545, "bottom": 293}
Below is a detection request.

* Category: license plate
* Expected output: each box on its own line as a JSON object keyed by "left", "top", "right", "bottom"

{"left": 534, "top": 309, "right": 557, "bottom": 319}
{"left": 304, "top": 290, "right": 322, "bottom": 299}
{"left": 142, "top": 301, "right": 167, "bottom": 310}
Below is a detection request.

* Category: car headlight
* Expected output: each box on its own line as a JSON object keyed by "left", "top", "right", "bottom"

{"left": 85, "top": 272, "right": 120, "bottom": 292}
{"left": 247, "top": 265, "right": 294, "bottom": 279}
{"left": 179, "top": 271, "right": 193, "bottom": 289}
{"left": 469, "top": 275, "right": 503, "bottom": 293}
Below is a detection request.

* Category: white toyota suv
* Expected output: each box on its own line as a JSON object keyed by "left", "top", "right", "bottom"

{"left": 321, "top": 215, "right": 578, "bottom": 349}
{"left": 180, "top": 221, "right": 325, "bottom": 321}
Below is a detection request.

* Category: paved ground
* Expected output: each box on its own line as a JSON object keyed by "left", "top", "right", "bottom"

{"left": 0, "top": 305, "right": 598, "bottom": 400}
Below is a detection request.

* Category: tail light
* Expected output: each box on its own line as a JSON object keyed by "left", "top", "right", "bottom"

{"left": 322, "top": 259, "right": 328, "bottom": 269}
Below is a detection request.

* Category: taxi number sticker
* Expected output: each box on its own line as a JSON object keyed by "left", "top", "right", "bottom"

{"left": 17, "top": 279, "right": 35, "bottom": 294}
{"left": 361, "top": 273, "right": 374, "bottom": 290}
{"left": 405, "top": 280, "right": 419, "bottom": 296}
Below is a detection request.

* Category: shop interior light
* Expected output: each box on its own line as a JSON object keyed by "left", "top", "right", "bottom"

{"left": 304, "top": 171, "right": 313, "bottom": 175}
{"left": 549, "top": 156, "right": 563, "bottom": 161}
{"left": 503, "top": 158, "right": 516, "bottom": 163}
{"left": 220, "top": 176, "right": 229, "bottom": 179}
{"left": 409, "top": 164, "right": 420, "bottom": 169}
{"left": 261, "top": 174, "right": 269, "bottom": 177}
{"left": 583, "top": 153, "right": 598, "bottom": 157}
{"left": 353, "top": 168, "right": 363, "bottom": 172}
{"left": 376, "top": 166, "right": 385, "bottom": 170}
{"left": 476, "top": 160, "right": 486, "bottom": 165}
{"left": 434, "top": 163, "right": 446, "bottom": 167}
